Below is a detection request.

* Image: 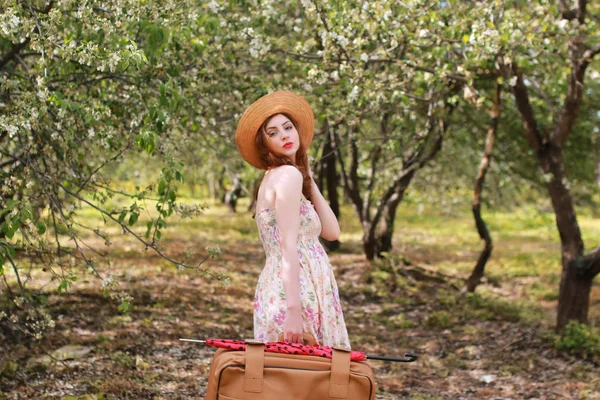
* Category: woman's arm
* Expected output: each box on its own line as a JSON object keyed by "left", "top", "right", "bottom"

{"left": 272, "top": 165, "right": 304, "bottom": 343}
{"left": 309, "top": 172, "right": 341, "bottom": 241}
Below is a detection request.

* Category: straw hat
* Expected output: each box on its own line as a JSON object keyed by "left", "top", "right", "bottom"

{"left": 235, "top": 91, "right": 315, "bottom": 170}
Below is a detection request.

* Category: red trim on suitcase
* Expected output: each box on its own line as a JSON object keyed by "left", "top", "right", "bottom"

{"left": 206, "top": 338, "right": 367, "bottom": 361}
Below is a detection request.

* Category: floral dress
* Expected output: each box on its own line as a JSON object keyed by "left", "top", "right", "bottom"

{"left": 253, "top": 197, "right": 351, "bottom": 349}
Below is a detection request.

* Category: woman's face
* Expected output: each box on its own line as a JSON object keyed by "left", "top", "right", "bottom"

{"left": 263, "top": 114, "right": 300, "bottom": 162}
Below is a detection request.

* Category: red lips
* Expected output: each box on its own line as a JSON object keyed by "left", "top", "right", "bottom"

{"left": 283, "top": 142, "right": 293, "bottom": 149}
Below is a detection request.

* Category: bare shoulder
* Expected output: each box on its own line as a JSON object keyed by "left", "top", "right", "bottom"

{"left": 268, "top": 166, "right": 302, "bottom": 198}
{"left": 269, "top": 165, "right": 302, "bottom": 183}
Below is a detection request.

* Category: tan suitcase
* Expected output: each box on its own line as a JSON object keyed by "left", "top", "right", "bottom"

{"left": 205, "top": 341, "right": 377, "bottom": 400}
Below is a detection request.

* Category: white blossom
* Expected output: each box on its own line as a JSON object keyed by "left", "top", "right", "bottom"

{"left": 101, "top": 276, "right": 115, "bottom": 288}
{"left": 348, "top": 85, "right": 360, "bottom": 102}
{"left": 557, "top": 19, "right": 568, "bottom": 30}
{"left": 333, "top": 33, "right": 349, "bottom": 49}
{"left": 6, "top": 125, "right": 18, "bottom": 138}
{"left": 320, "top": 30, "right": 327, "bottom": 48}
{"left": 108, "top": 53, "right": 121, "bottom": 72}
{"left": 0, "top": 8, "right": 21, "bottom": 36}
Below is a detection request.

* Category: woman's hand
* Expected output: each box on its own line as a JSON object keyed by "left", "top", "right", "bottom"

{"left": 283, "top": 306, "right": 304, "bottom": 343}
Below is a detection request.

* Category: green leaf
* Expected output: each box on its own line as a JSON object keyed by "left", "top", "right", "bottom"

{"left": 145, "top": 221, "right": 153, "bottom": 239}
{"left": 128, "top": 212, "right": 139, "bottom": 226}
{"left": 37, "top": 295, "right": 48, "bottom": 305}
{"left": 158, "top": 179, "right": 167, "bottom": 196}
{"left": 22, "top": 205, "right": 33, "bottom": 220}
{"left": 159, "top": 84, "right": 168, "bottom": 107}
{"left": 57, "top": 279, "right": 71, "bottom": 294}
{"left": 118, "top": 300, "right": 131, "bottom": 313}
{"left": 6, "top": 199, "right": 20, "bottom": 210}
{"left": 175, "top": 171, "right": 183, "bottom": 183}
{"left": 36, "top": 222, "right": 46, "bottom": 235}
{"left": 118, "top": 210, "right": 128, "bottom": 223}
{"left": 2, "top": 221, "right": 11, "bottom": 238}
{"left": 156, "top": 230, "right": 162, "bottom": 240}
{"left": 6, "top": 245, "right": 15, "bottom": 259}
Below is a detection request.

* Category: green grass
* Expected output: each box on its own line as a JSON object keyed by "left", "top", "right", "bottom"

{"left": 8, "top": 187, "right": 600, "bottom": 329}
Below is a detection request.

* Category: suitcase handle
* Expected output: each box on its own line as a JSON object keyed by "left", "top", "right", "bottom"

{"left": 244, "top": 341, "right": 351, "bottom": 398}
{"left": 277, "top": 332, "right": 319, "bottom": 346}
{"left": 244, "top": 342, "right": 264, "bottom": 393}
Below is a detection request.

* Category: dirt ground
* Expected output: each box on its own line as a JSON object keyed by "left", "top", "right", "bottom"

{"left": 1, "top": 236, "right": 599, "bottom": 399}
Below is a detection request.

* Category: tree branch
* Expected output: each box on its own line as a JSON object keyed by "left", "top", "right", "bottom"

{"left": 528, "top": 77, "right": 557, "bottom": 118}
{"left": 1, "top": 1, "right": 54, "bottom": 71}
{"left": 0, "top": 38, "right": 31, "bottom": 70}
{"left": 75, "top": 144, "right": 131, "bottom": 196}
{"left": 0, "top": 156, "right": 22, "bottom": 169}
{"left": 508, "top": 64, "right": 544, "bottom": 153}
{"left": 582, "top": 44, "right": 600, "bottom": 63}
{"left": 551, "top": 43, "right": 599, "bottom": 146}
{"left": 579, "top": 245, "right": 600, "bottom": 279}
{"left": 558, "top": 0, "right": 577, "bottom": 20}
{"left": 371, "top": 98, "right": 447, "bottom": 230}
{"left": 363, "top": 144, "right": 381, "bottom": 222}
{"left": 6, "top": 253, "right": 26, "bottom": 296}
{"left": 577, "top": 0, "right": 587, "bottom": 23}
{"left": 57, "top": 182, "right": 222, "bottom": 279}
{"left": 330, "top": 121, "right": 350, "bottom": 199}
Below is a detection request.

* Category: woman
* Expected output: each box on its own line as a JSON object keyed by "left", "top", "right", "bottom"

{"left": 235, "top": 91, "right": 350, "bottom": 349}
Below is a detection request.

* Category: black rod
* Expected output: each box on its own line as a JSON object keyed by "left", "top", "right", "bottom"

{"left": 367, "top": 353, "right": 418, "bottom": 363}
{"left": 179, "top": 338, "right": 418, "bottom": 363}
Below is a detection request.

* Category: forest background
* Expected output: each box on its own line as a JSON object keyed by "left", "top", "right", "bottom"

{"left": 1, "top": 0, "right": 599, "bottom": 398}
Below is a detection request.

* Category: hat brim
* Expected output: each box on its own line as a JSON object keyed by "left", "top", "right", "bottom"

{"left": 235, "top": 91, "right": 315, "bottom": 170}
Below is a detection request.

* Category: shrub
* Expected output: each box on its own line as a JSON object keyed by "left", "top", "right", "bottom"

{"left": 555, "top": 321, "right": 600, "bottom": 362}
{"left": 426, "top": 310, "right": 453, "bottom": 329}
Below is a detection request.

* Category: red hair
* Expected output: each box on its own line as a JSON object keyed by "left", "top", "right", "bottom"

{"left": 252, "top": 113, "right": 313, "bottom": 216}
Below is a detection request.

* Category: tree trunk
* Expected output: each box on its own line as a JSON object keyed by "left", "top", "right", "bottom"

{"left": 247, "top": 177, "right": 260, "bottom": 212}
{"left": 217, "top": 168, "right": 227, "bottom": 204}
{"left": 224, "top": 175, "right": 243, "bottom": 212}
{"left": 506, "top": 57, "right": 600, "bottom": 331}
{"left": 187, "top": 170, "right": 197, "bottom": 197}
{"left": 208, "top": 168, "right": 226, "bottom": 201}
{"left": 596, "top": 160, "right": 600, "bottom": 193}
{"left": 321, "top": 135, "right": 340, "bottom": 251}
{"left": 464, "top": 82, "right": 500, "bottom": 293}
{"left": 541, "top": 145, "right": 590, "bottom": 330}
{"left": 377, "top": 171, "right": 415, "bottom": 254}
{"left": 557, "top": 260, "right": 592, "bottom": 329}
{"left": 464, "top": 203, "right": 494, "bottom": 292}
{"left": 334, "top": 95, "right": 453, "bottom": 262}
{"left": 363, "top": 223, "right": 378, "bottom": 261}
